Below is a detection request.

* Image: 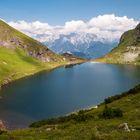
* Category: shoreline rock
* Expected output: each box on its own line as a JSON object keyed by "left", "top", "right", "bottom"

{"left": 0, "top": 120, "right": 6, "bottom": 134}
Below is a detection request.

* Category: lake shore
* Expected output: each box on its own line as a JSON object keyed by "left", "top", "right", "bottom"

{"left": 0, "top": 59, "right": 86, "bottom": 90}
{"left": 92, "top": 59, "right": 140, "bottom": 66}
{"left": 1, "top": 62, "right": 140, "bottom": 131}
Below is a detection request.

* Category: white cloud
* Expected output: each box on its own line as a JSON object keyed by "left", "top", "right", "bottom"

{"left": 64, "top": 20, "right": 86, "bottom": 33}
{"left": 8, "top": 14, "right": 139, "bottom": 43}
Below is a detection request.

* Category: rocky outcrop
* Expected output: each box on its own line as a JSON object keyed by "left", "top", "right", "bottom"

{"left": 96, "top": 23, "right": 140, "bottom": 64}
{"left": 0, "top": 120, "right": 6, "bottom": 133}
{"left": 123, "top": 46, "right": 140, "bottom": 62}
{"left": 118, "top": 123, "right": 130, "bottom": 132}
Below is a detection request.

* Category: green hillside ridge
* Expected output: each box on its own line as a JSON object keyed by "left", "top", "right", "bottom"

{"left": 0, "top": 20, "right": 84, "bottom": 88}
{"left": 95, "top": 23, "right": 140, "bottom": 65}
{"left": 0, "top": 84, "right": 140, "bottom": 140}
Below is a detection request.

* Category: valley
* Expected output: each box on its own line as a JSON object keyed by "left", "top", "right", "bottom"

{"left": 0, "top": 8, "right": 140, "bottom": 140}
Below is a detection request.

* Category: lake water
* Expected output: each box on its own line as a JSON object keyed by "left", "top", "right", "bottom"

{"left": 0, "top": 62, "right": 140, "bottom": 129}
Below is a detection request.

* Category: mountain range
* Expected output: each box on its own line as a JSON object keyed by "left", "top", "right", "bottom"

{"left": 43, "top": 33, "right": 118, "bottom": 59}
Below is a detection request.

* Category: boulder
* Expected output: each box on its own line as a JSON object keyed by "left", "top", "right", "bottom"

{"left": 118, "top": 123, "right": 130, "bottom": 132}
{"left": 0, "top": 120, "right": 6, "bottom": 134}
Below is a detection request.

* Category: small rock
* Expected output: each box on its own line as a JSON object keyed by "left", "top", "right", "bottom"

{"left": 46, "top": 128, "right": 52, "bottom": 131}
{"left": 46, "top": 126, "right": 57, "bottom": 132}
{"left": 131, "top": 129, "right": 136, "bottom": 131}
{"left": 2, "top": 61, "right": 7, "bottom": 65}
{"left": 118, "top": 123, "right": 130, "bottom": 132}
{"left": 93, "top": 105, "right": 98, "bottom": 109}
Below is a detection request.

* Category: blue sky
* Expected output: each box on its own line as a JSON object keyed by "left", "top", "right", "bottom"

{"left": 0, "top": 0, "right": 140, "bottom": 25}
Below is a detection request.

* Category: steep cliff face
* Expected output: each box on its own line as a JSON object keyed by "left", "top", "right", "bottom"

{"left": 96, "top": 23, "right": 140, "bottom": 64}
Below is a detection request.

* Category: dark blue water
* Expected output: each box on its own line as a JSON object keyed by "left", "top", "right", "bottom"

{"left": 0, "top": 62, "right": 140, "bottom": 129}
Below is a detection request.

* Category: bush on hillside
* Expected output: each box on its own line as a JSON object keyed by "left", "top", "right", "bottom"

{"left": 104, "top": 84, "right": 140, "bottom": 104}
{"left": 99, "top": 104, "right": 123, "bottom": 119}
{"left": 30, "top": 110, "right": 93, "bottom": 128}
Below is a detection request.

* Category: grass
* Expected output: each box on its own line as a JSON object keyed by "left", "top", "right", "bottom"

{"left": 0, "top": 84, "right": 140, "bottom": 140}
{"left": 0, "top": 20, "right": 66, "bottom": 63}
{"left": 0, "top": 47, "right": 44, "bottom": 85}
{"left": 0, "top": 20, "right": 85, "bottom": 87}
{"left": 0, "top": 47, "right": 84, "bottom": 88}
{"left": 95, "top": 26, "right": 140, "bottom": 65}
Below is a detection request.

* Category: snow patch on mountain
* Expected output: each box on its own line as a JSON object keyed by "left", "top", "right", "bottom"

{"left": 8, "top": 14, "right": 138, "bottom": 43}
{"left": 7, "top": 14, "right": 138, "bottom": 59}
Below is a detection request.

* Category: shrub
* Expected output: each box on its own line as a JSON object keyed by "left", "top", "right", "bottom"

{"left": 104, "top": 84, "right": 140, "bottom": 104}
{"left": 74, "top": 110, "right": 92, "bottom": 122}
{"left": 99, "top": 104, "right": 123, "bottom": 119}
{"left": 113, "top": 108, "right": 123, "bottom": 117}
{"left": 30, "top": 110, "right": 93, "bottom": 127}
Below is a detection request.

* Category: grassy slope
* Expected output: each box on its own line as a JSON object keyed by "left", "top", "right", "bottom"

{"left": 0, "top": 47, "right": 84, "bottom": 88}
{"left": 0, "top": 20, "right": 84, "bottom": 87}
{"left": 0, "top": 20, "right": 50, "bottom": 52}
{"left": 0, "top": 47, "right": 53, "bottom": 86}
{"left": 95, "top": 25, "right": 140, "bottom": 65}
{"left": 0, "top": 85, "right": 140, "bottom": 140}
{"left": 0, "top": 20, "right": 69, "bottom": 63}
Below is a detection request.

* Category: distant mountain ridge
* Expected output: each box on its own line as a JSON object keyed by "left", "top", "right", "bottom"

{"left": 44, "top": 32, "right": 118, "bottom": 59}
{"left": 96, "top": 23, "right": 140, "bottom": 64}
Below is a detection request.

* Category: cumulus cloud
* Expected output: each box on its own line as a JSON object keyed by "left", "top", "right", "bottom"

{"left": 8, "top": 14, "right": 139, "bottom": 43}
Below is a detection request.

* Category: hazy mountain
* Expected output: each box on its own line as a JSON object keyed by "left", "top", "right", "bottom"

{"left": 43, "top": 33, "right": 118, "bottom": 59}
